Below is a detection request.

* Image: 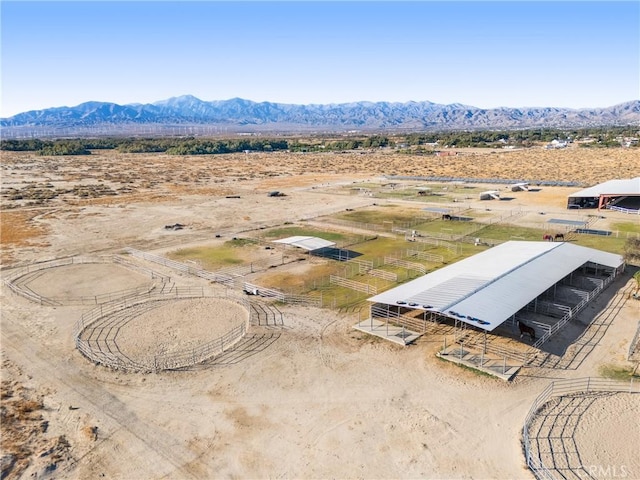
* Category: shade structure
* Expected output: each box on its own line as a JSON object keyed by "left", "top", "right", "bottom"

{"left": 367, "top": 241, "right": 623, "bottom": 332}
{"left": 273, "top": 236, "right": 336, "bottom": 251}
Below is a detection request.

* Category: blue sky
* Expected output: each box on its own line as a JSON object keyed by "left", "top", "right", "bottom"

{"left": 1, "top": 1, "right": 638, "bottom": 117}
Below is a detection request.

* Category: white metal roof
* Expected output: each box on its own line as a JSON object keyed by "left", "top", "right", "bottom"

{"left": 568, "top": 177, "right": 640, "bottom": 198}
{"left": 368, "top": 241, "right": 623, "bottom": 331}
{"left": 273, "top": 236, "right": 336, "bottom": 251}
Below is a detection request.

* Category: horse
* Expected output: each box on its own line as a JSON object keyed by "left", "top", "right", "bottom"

{"left": 518, "top": 321, "right": 536, "bottom": 341}
{"left": 543, "top": 234, "right": 553, "bottom": 241}
{"left": 554, "top": 233, "right": 565, "bottom": 241}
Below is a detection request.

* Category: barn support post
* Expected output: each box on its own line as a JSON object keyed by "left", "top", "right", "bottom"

{"left": 483, "top": 330, "right": 487, "bottom": 355}
{"left": 369, "top": 304, "right": 373, "bottom": 329}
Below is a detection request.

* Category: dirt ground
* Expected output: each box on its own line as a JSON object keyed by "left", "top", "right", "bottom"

{"left": 1, "top": 146, "right": 639, "bottom": 480}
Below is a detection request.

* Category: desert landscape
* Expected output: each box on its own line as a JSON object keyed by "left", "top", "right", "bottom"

{"left": 1, "top": 144, "right": 639, "bottom": 480}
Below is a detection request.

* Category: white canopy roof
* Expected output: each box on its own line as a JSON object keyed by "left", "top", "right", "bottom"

{"left": 568, "top": 177, "right": 640, "bottom": 198}
{"left": 368, "top": 241, "right": 623, "bottom": 331}
{"left": 273, "top": 236, "right": 336, "bottom": 251}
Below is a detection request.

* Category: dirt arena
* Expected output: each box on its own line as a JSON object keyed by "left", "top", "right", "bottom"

{"left": 1, "top": 145, "right": 639, "bottom": 479}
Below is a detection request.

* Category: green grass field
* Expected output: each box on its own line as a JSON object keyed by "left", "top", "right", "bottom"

{"left": 169, "top": 238, "right": 259, "bottom": 270}
{"left": 168, "top": 201, "right": 634, "bottom": 308}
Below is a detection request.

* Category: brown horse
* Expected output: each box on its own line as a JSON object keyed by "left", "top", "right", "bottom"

{"left": 554, "top": 233, "right": 565, "bottom": 241}
{"left": 518, "top": 321, "right": 536, "bottom": 341}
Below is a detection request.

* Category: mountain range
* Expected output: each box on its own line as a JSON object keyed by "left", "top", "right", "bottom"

{"left": 2, "top": 96, "right": 639, "bottom": 135}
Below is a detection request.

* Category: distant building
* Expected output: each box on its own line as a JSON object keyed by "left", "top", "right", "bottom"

{"left": 567, "top": 177, "right": 640, "bottom": 212}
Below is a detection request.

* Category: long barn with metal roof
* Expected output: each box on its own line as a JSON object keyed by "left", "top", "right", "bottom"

{"left": 567, "top": 177, "right": 640, "bottom": 211}
{"left": 365, "top": 241, "right": 624, "bottom": 340}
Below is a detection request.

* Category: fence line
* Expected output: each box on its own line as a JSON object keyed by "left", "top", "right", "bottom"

{"left": 607, "top": 205, "right": 640, "bottom": 215}
{"left": 330, "top": 275, "right": 377, "bottom": 295}
{"left": 384, "top": 257, "right": 426, "bottom": 274}
{"left": 629, "top": 320, "right": 640, "bottom": 362}
{"left": 74, "top": 289, "right": 253, "bottom": 372}
{"left": 125, "top": 248, "right": 236, "bottom": 285}
{"left": 368, "top": 269, "right": 398, "bottom": 282}
{"left": 407, "top": 250, "right": 444, "bottom": 263}
{"left": 523, "top": 377, "right": 638, "bottom": 480}
{"left": 3, "top": 255, "right": 170, "bottom": 306}
{"left": 531, "top": 272, "right": 616, "bottom": 350}
{"left": 240, "top": 281, "right": 320, "bottom": 307}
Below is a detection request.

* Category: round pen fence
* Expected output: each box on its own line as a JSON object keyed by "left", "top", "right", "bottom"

{"left": 522, "top": 377, "right": 639, "bottom": 480}
{"left": 74, "top": 288, "right": 252, "bottom": 372}
{"left": 3, "top": 255, "right": 171, "bottom": 306}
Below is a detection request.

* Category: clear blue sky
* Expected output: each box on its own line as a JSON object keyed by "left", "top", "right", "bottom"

{"left": 1, "top": 1, "right": 638, "bottom": 117}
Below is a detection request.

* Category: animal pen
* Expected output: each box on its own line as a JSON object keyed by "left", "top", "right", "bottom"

{"left": 355, "top": 241, "right": 625, "bottom": 379}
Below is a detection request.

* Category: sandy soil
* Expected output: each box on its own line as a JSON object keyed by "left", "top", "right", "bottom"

{"left": 22, "top": 263, "right": 151, "bottom": 299}
{"left": 113, "top": 298, "right": 248, "bottom": 360}
{"left": 572, "top": 393, "right": 640, "bottom": 477}
{"left": 1, "top": 146, "right": 639, "bottom": 480}
{"left": 528, "top": 392, "right": 640, "bottom": 479}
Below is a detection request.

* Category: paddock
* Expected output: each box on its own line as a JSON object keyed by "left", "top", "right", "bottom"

{"left": 74, "top": 293, "right": 251, "bottom": 372}
{"left": 361, "top": 241, "right": 625, "bottom": 378}
{"left": 3, "top": 255, "right": 170, "bottom": 306}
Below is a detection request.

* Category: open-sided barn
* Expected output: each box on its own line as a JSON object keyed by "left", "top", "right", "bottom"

{"left": 363, "top": 241, "right": 624, "bottom": 346}
{"left": 567, "top": 177, "right": 640, "bottom": 212}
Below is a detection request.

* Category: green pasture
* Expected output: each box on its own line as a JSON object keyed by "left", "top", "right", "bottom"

{"left": 413, "top": 219, "right": 480, "bottom": 236}
{"left": 259, "top": 225, "right": 350, "bottom": 243}
{"left": 170, "top": 204, "right": 634, "bottom": 310}
{"left": 473, "top": 224, "right": 544, "bottom": 241}
{"left": 333, "top": 204, "right": 431, "bottom": 225}
{"left": 169, "top": 237, "right": 260, "bottom": 270}
{"left": 611, "top": 221, "right": 640, "bottom": 235}
{"left": 570, "top": 233, "right": 628, "bottom": 255}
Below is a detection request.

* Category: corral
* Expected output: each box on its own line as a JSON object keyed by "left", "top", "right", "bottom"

{"left": 358, "top": 241, "right": 625, "bottom": 378}
{"left": 1, "top": 146, "right": 639, "bottom": 480}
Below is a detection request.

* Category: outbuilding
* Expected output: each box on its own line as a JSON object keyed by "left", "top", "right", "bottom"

{"left": 567, "top": 177, "right": 640, "bottom": 212}
{"left": 361, "top": 241, "right": 624, "bottom": 347}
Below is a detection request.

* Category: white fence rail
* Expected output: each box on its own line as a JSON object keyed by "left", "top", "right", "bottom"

{"left": 523, "top": 377, "right": 639, "bottom": 480}
{"left": 125, "top": 248, "right": 236, "bottom": 285}
{"left": 330, "top": 275, "right": 377, "bottom": 295}
{"left": 241, "top": 281, "right": 320, "bottom": 306}
{"left": 607, "top": 205, "right": 640, "bottom": 215}
{"left": 3, "top": 255, "right": 170, "bottom": 306}
{"left": 74, "top": 289, "right": 253, "bottom": 372}
{"left": 531, "top": 272, "right": 616, "bottom": 349}
{"left": 384, "top": 257, "right": 426, "bottom": 274}
{"left": 407, "top": 250, "right": 444, "bottom": 263}
{"left": 368, "top": 269, "right": 398, "bottom": 282}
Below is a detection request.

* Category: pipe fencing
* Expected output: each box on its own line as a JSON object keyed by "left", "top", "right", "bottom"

{"left": 531, "top": 272, "right": 616, "bottom": 350}
{"left": 629, "top": 320, "right": 640, "bottom": 362}
{"left": 74, "top": 288, "right": 252, "bottom": 372}
{"left": 3, "top": 255, "right": 171, "bottom": 306}
{"left": 523, "top": 377, "right": 639, "bottom": 480}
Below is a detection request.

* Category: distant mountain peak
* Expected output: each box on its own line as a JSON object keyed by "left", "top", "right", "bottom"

{"left": 2, "top": 97, "right": 639, "bottom": 136}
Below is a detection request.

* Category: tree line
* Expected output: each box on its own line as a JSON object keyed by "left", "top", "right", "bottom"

{"left": 1, "top": 126, "right": 636, "bottom": 155}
